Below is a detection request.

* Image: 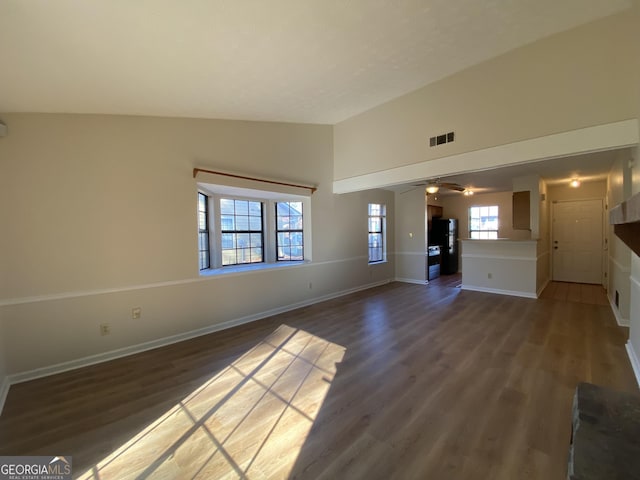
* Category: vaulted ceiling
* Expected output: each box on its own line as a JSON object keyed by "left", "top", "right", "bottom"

{"left": 0, "top": 0, "right": 632, "bottom": 124}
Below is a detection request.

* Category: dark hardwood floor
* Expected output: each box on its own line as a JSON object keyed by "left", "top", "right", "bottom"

{"left": 0, "top": 278, "right": 635, "bottom": 479}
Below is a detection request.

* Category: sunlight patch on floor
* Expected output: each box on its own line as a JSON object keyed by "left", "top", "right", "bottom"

{"left": 78, "top": 324, "right": 345, "bottom": 479}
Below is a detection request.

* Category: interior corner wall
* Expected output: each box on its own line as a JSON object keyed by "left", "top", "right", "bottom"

{"left": 0, "top": 113, "right": 395, "bottom": 377}
{"left": 394, "top": 188, "right": 426, "bottom": 283}
{"left": 334, "top": 10, "right": 638, "bottom": 182}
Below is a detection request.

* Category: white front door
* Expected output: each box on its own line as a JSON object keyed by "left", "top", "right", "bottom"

{"left": 552, "top": 199, "right": 603, "bottom": 284}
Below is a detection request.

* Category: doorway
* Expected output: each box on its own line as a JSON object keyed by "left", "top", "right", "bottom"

{"left": 551, "top": 198, "right": 603, "bottom": 284}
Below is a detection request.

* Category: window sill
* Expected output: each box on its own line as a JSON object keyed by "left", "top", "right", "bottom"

{"left": 368, "top": 260, "right": 388, "bottom": 265}
{"left": 200, "top": 261, "right": 309, "bottom": 277}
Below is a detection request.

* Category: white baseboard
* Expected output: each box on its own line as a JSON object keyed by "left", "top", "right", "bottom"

{"left": 461, "top": 285, "right": 537, "bottom": 299}
{"left": 395, "top": 277, "right": 427, "bottom": 285}
{"left": 626, "top": 341, "right": 640, "bottom": 389}
{"left": 608, "top": 296, "right": 630, "bottom": 327}
{"left": 0, "top": 375, "right": 10, "bottom": 416}
{"left": 7, "top": 279, "right": 391, "bottom": 386}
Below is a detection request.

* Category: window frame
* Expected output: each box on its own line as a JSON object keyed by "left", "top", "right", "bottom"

{"left": 275, "top": 201, "right": 304, "bottom": 262}
{"left": 197, "top": 187, "right": 311, "bottom": 274}
{"left": 219, "top": 198, "right": 265, "bottom": 266}
{"left": 469, "top": 205, "right": 499, "bottom": 239}
{"left": 368, "top": 203, "right": 386, "bottom": 263}
{"left": 198, "top": 192, "right": 210, "bottom": 270}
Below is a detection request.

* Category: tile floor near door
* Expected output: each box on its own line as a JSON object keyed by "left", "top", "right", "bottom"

{"left": 0, "top": 279, "right": 636, "bottom": 479}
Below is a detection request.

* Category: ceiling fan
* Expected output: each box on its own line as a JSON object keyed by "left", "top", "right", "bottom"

{"left": 413, "top": 178, "right": 466, "bottom": 194}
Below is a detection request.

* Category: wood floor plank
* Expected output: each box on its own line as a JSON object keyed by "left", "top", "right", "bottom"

{"left": 0, "top": 276, "right": 636, "bottom": 479}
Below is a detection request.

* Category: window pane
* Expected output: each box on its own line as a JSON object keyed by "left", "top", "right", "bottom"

{"left": 220, "top": 198, "right": 234, "bottom": 214}
{"left": 199, "top": 251, "right": 209, "bottom": 270}
{"left": 218, "top": 198, "right": 264, "bottom": 266}
{"left": 234, "top": 200, "right": 247, "bottom": 216}
{"left": 469, "top": 205, "right": 498, "bottom": 239}
{"left": 290, "top": 215, "right": 302, "bottom": 230}
{"left": 236, "top": 233, "right": 249, "bottom": 247}
{"left": 222, "top": 249, "right": 236, "bottom": 265}
{"left": 250, "top": 233, "right": 262, "bottom": 247}
{"left": 368, "top": 233, "right": 382, "bottom": 248}
{"left": 236, "top": 215, "right": 249, "bottom": 230}
{"left": 368, "top": 203, "right": 385, "bottom": 263}
{"left": 249, "top": 216, "right": 262, "bottom": 230}
{"left": 277, "top": 216, "right": 289, "bottom": 230}
{"left": 278, "top": 232, "right": 290, "bottom": 247}
{"left": 198, "top": 193, "right": 210, "bottom": 270}
{"left": 221, "top": 215, "right": 234, "bottom": 230}
{"left": 290, "top": 232, "right": 303, "bottom": 246}
{"left": 368, "top": 203, "right": 380, "bottom": 216}
{"left": 249, "top": 201, "right": 262, "bottom": 216}
{"left": 276, "top": 201, "right": 304, "bottom": 262}
{"left": 221, "top": 233, "right": 235, "bottom": 249}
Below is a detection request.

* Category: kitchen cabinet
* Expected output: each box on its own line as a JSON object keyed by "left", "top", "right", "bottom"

{"left": 512, "top": 191, "right": 530, "bottom": 230}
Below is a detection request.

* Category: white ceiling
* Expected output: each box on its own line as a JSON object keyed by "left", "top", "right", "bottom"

{"left": 0, "top": 0, "right": 632, "bottom": 124}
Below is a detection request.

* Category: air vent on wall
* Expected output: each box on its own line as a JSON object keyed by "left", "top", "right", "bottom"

{"left": 429, "top": 131, "right": 454, "bottom": 147}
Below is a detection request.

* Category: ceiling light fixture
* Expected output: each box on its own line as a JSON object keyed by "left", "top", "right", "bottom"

{"left": 426, "top": 185, "right": 439, "bottom": 194}
{"left": 570, "top": 178, "right": 581, "bottom": 188}
{"left": 463, "top": 189, "right": 474, "bottom": 196}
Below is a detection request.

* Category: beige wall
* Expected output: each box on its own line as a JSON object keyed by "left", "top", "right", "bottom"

{"left": 546, "top": 181, "right": 607, "bottom": 203}
{"left": 395, "top": 188, "right": 427, "bottom": 282}
{"left": 0, "top": 313, "right": 6, "bottom": 408}
{"left": 334, "top": 11, "right": 638, "bottom": 182}
{"left": 0, "top": 113, "right": 395, "bottom": 375}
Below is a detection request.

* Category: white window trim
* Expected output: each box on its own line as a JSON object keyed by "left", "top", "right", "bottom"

{"left": 197, "top": 185, "right": 312, "bottom": 274}
{"left": 368, "top": 203, "right": 387, "bottom": 264}
{"left": 469, "top": 205, "right": 499, "bottom": 239}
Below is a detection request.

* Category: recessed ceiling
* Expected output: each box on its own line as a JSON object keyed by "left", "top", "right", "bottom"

{"left": 0, "top": 0, "right": 632, "bottom": 124}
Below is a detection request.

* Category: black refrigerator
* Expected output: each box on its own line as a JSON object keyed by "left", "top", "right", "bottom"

{"left": 430, "top": 218, "right": 458, "bottom": 275}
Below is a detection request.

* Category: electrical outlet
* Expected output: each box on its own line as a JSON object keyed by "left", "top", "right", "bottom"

{"left": 100, "top": 323, "right": 111, "bottom": 336}
{"left": 132, "top": 307, "right": 141, "bottom": 319}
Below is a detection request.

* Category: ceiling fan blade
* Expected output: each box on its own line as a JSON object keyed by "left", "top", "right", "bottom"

{"left": 440, "top": 182, "right": 466, "bottom": 192}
